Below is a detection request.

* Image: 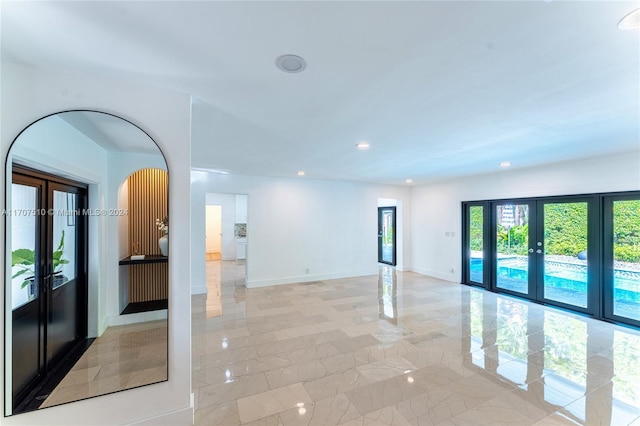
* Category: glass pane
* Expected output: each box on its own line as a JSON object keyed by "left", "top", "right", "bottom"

{"left": 612, "top": 200, "right": 640, "bottom": 321}
{"left": 469, "top": 206, "right": 483, "bottom": 283}
{"left": 496, "top": 204, "right": 529, "bottom": 294}
{"left": 11, "top": 184, "right": 38, "bottom": 309}
{"left": 543, "top": 202, "right": 588, "bottom": 308}
{"left": 381, "top": 209, "right": 394, "bottom": 264}
{"left": 52, "top": 190, "right": 76, "bottom": 289}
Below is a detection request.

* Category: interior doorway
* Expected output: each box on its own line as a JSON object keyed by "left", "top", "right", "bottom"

{"left": 204, "top": 193, "right": 248, "bottom": 317}
{"left": 205, "top": 205, "right": 222, "bottom": 260}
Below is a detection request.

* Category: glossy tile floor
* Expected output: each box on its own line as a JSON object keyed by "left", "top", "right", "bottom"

{"left": 205, "top": 256, "right": 223, "bottom": 318}
{"left": 192, "top": 261, "right": 640, "bottom": 425}
{"left": 41, "top": 319, "right": 168, "bottom": 409}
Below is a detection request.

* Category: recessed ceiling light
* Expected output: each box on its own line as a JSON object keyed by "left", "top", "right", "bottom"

{"left": 405, "top": 179, "right": 413, "bottom": 184}
{"left": 618, "top": 8, "right": 640, "bottom": 30}
{"left": 500, "top": 162, "right": 512, "bottom": 168}
{"left": 356, "top": 142, "right": 370, "bottom": 150}
{"left": 275, "top": 54, "right": 307, "bottom": 73}
{"left": 297, "top": 171, "right": 305, "bottom": 176}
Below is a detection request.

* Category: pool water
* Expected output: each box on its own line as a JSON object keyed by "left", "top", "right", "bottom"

{"left": 469, "top": 259, "right": 640, "bottom": 321}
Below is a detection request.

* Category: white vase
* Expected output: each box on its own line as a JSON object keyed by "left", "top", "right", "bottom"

{"left": 158, "top": 234, "right": 169, "bottom": 256}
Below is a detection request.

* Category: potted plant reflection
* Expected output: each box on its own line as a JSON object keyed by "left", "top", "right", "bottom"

{"left": 11, "top": 230, "right": 70, "bottom": 300}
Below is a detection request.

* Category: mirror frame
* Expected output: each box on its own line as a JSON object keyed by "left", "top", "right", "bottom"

{"left": 4, "top": 110, "right": 170, "bottom": 415}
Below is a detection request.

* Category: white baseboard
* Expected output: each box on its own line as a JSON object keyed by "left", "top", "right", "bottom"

{"left": 409, "top": 266, "right": 459, "bottom": 283}
{"left": 247, "top": 267, "right": 379, "bottom": 288}
{"left": 128, "top": 406, "right": 194, "bottom": 425}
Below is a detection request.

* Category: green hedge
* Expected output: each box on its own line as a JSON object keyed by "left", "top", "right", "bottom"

{"left": 544, "top": 203, "right": 587, "bottom": 257}
{"left": 613, "top": 200, "right": 640, "bottom": 262}
{"left": 469, "top": 200, "right": 640, "bottom": 262}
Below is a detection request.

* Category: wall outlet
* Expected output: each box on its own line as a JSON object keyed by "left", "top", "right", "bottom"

{"left": 449, "top": 267, "right": 454, "bottom": 273}
{"left": 305, "top": 268, "right": 310, "bottom": 274}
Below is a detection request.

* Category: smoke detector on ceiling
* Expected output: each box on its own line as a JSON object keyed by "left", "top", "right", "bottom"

{"left": 275, "top": 54, "right": 307, "bottom": 73}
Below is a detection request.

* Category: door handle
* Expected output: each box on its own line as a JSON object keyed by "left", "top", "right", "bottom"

{"left": 41, "top": 264, "right": 52, "bottom": 293}
{"left": 41, "top": 274, "right": 50, "bottom": 293}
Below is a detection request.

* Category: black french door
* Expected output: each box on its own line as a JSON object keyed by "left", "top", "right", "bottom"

{"left": 464, "top": 191, "right": 640, "bottom": 327}
{"left": 378, "top": 206, "right": 396, "bottom": 266}
{"left": 463, "top": 196, "right": 597, "bottom": 315}
{"left": 602, "top": 194, "right": 640, "bottom": 327}
{"left": 10, "top": 168, "right": 87, "bottom": 408}
{"left": 491, "top": 197, "right": 597, "bottom": 315}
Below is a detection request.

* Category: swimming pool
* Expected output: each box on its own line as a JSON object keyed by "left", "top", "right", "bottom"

{"left": 469, "top": 258, "right": 640, "bottom": 320}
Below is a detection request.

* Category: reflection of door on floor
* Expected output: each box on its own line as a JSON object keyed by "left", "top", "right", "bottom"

{"left": 11, "top": 167, "right": 88, "bottom": 410}
{"left": 378, "top": 206, "right": 396, "bottom": 266}
{"left": 205, "top": 205, "right": 222, "bottom": 260}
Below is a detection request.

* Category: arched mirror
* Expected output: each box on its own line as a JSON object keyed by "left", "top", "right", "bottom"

{"left": 4, "top": 111, "right": 168, "bottom": 415}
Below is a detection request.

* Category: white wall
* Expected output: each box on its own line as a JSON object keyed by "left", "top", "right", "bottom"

{"left": 191, "top": 171, "right": 412, "bottom": 289}
{"left": 410, "top": 152, "right": 640, "bottom": 283}
{"left": 1, "top": 61, "right": 192, "bottom": 424}
{"left": 236, "top": 194, "right": 248, "bottom": 223}
{"left": 190, "top": 99, "right": 412, "bottom": 291}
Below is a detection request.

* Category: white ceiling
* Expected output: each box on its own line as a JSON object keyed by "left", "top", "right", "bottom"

{"left": 2, "top": 1, "right": 638, "bottom": 185}
{"left": 59, "top": 111, "right": 161, "bottom": 154}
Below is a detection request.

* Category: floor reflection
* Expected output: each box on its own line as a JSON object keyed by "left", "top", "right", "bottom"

{"left": 378, "top": 265, "right": 398, "bottom": 325}
{"left": 205, "top": 259, "right": 222, "bottom": 317}
{"left": 463, "top": 288, "right": 640, "bottom": 425}
{"left": 40, "top": 320, "right": 167, "bottom": 409}
{"left": 191, "top": 265, "right": 640, "bottom": 425}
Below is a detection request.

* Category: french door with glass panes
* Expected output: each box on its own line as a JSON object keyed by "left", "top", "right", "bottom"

{"left": 10, "top": 168, "right": 87, "bottom": 408}
{"left": 491, "top": 197, "right": 597, "bottom": 314}
{"left": 463, "top": 203, "right": 490, "bottom": 286}
{"left": 378, "top": 206, "right": 396, "bottom": 266}
{"left": 603, "top": 194, "right": 640, "bottom": 327}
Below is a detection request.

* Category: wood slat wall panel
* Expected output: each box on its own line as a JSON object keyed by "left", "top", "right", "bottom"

{"left": 127, "top": 169, "right": 168, "bottom": 303}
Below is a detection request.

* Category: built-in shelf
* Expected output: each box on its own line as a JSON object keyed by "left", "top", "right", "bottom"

{"left": 119, "top": 255, "right": 168, "bottom": 315}
{"left": 120, "top": 299, "right": 168, "bottom": 315}
{"left": 119, "top": 255, "right": 168, "bottom": 265}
